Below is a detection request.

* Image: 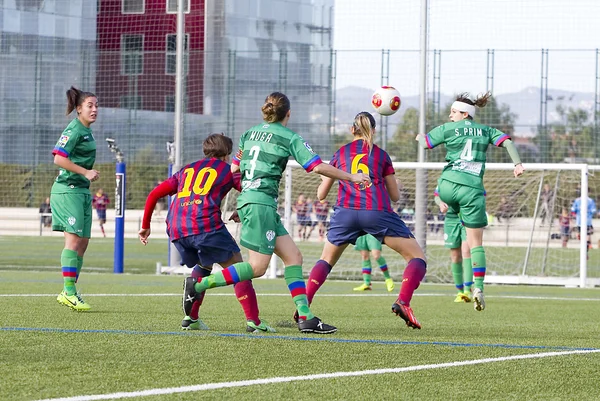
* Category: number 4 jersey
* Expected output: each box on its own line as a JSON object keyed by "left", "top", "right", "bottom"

{"left": 424, "top": 120, "right": 510, "bottom": 190}
{"left": 232, "top": 122, "right": 322, "bottom": 209}
{"left": 143, "top": 158, "right": 240, "bottom": 240}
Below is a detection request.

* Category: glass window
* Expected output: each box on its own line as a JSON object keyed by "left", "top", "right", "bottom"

{"left": 121, "top": 34, "right": 143, "bottom": 75}
{"left": 165, "top": 96, "right": 175, "bottom": 112}
{"left": 122, "top": 0, "right": 144, "bottom": 14}
{"left": 120, "top": 95, "right": 142, "bottom": 110}
{"left": 165, "top": 34, "right": 189, "bottom": 75}
{"left": 166, "top": 0, "right": 190, "bottom": 14}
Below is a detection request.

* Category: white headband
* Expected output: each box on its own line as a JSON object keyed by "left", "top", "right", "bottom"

{"left": 451, "top": 101, "right": 476, "bottom": 117}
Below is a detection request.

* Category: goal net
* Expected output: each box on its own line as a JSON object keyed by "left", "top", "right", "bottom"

{"left": 225, "top": 161, "right": 599, "bottom": 287}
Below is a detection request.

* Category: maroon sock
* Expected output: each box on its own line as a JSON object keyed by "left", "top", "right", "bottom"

{"left": 190, "top": 266, "right": 208, "bottom": 320}
{"left": 398, "top": 258, "right": 427, "bottom": 306}
{"left": 306, "top": 260, "right": 332, "bottom": 304}
{"left": 234, "top": 280, "right": 260, "bottom": 325}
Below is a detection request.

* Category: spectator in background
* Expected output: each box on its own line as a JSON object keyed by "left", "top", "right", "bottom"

{"left": 558, "top": 207, "right": 571, "bottom": 248}
{"left": 313, "top": 198, "right": 330, "bottom": 241}
{"left": 92, "top": 188, "right": 110, "bottom": 237}
{"left": 540, "top": 183, "right": 553, "bottom": 226}
{"left": 39, "top": 197, "right": 52, "bottom": 228}
{"left": 496, "top": 196, "right": 513, "bottom": 223}
{"left": 293, "top": 193, "right": 311, "bottom": 240}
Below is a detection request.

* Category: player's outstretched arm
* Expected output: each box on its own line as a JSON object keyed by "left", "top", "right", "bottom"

{"left": 384, "top": 175, "right": 401, "bottom": 202}
{"left": 500, "top": 140, "right": 525, "bottom": 177}
{"left": 312, "top": 163, "right": 371, "bottom": 187}
{"left": 317, "top": 176, "right": 335, "bottom": 201}
{"left": 139, "top": 180, "right": 178, "bottom": 245}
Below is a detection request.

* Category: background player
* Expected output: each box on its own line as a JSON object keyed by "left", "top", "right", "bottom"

{"left": 138, "top": 133, "right": 275, "bottom": 333}
{"left": 352, "top": 234, "right": 394, "bottom": 292}
{"left": 570, "top": 192, "right": 596, "bottom": 259}
{"left": 304, "top": 111, "right": 427, "bottom": 329}
{"left": 418, "top": 92, "right": 525, "bottom": 311}
{"left": 434, "top": 186, "right": 472, "bottom": 302}
{"left": 183, "top": 92, "right": 370, "bottom": 334}
{"left": 92, "top": 188, "right": 110, "bottom": 237}
{"left": 51, "top": 86, "right": 99, "bottom": 311}
{"left": 313, "top": 198, "right": 331, "bottom": 241}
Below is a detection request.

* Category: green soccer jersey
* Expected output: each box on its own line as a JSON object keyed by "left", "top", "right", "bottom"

{"left": 425, "top": 120, "right": 510, "bottom": 189}
{"left": 51, "top": 118, "right": 96, "bottom": 194}
{"left": 233, "top": 122, "right": 322, "bottom": 208}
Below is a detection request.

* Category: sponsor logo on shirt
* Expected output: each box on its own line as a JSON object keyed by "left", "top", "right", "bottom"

{"left": 58, "top": 135, "right": 70, "bottom": 147}
{"left": 303, "top": 142, "right": 315, "bottom": 154}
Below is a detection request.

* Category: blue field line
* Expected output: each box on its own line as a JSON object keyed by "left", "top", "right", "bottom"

{"left": 1, "top": 326, "right": 596, "bottom": 351}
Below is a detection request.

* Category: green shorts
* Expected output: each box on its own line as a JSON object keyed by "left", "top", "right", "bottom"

{"left": 354, "top": 234, "right": 382, "bottom": 251}
{"left": 443, "top": 212, "right": 467, "bottom": 249}
{"left": 238, "top": 203, "right": 289, "bottom": 255}
{"left": 50, "top": 192, "right": 93, "bottom": 238}
{"left": 438, "top": 179, "right": 487, "bottom": 229}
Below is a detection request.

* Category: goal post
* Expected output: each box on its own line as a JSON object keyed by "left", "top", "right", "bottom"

{"left": 282, "top": 161, "right": 599, "bottom": 288}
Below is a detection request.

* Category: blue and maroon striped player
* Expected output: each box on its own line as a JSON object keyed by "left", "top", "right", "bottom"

{"left": 304, "top": 111, "right": 427, "bottom": 329}
{"left": 139, "top": 133, "right": 274, "bottom": 333}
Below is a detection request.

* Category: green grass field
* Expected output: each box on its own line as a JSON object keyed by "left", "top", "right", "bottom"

{"left": 1, "top": 269, "right": 599, "bottom": 400}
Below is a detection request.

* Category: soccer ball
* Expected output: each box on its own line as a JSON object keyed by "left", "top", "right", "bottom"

{"left": 371, "top": 86, "right": 401, "bottom": 116}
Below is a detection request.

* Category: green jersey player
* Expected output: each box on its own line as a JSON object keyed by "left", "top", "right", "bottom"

{"left": 51, "top": 87, "right": 100, "bottom": 311}
{"left": 183, "top": 92, "right": 370, "bottom": 334}
{"left": 418, "top": 92, "right": 525, "bottom": 312}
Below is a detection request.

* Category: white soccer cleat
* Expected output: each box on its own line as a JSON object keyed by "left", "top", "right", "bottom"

{"left": 473, "top": 288, "right": 485, "bottom": 311}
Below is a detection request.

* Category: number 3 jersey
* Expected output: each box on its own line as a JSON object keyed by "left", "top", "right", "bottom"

{"left": 232, "top": 122, "right": 322, "bottom": 209}
{"left": 424, "top": 120, "right": 510, "bottom": 190}
{"left": 330, "top": 139, "right": 395, "bottom": 211}
{"left": 143, "top": 158, "right": 240, "bottom": 240}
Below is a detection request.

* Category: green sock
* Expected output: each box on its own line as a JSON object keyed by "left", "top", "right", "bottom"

{"left": 61, "top": 249, "right": 79, "bottom": 296}
{"left": 361, "top": 259, "right": 372, "bottom": 285}
{"left": 471, "top": 246, "right": 486, "bottom": 291}
{"left": 284, "top": 265, "right": 314, "bottom": 320}
{"left": 76, "top": 256, "right": 83, "bottom": 283}
{"left": 377, "top": 256, "right": 391, "bottom": 280}
{"left": 451, "top": 262, "right": 463, "bottom": 292}
{"left": 195, "top": 262, "right": 254, "bottom": 292}
{"left": 463, "top": 257, "right": 473, "bottom": 293}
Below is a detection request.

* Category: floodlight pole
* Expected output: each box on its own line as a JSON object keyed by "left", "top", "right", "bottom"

{"left": 106, "top": 138, "right": 125, "bottom": 274}
{"left": 415, "top": 0, "right": 429, "bottom": 252}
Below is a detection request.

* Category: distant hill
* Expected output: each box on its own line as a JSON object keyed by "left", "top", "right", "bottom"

{"left": 335, "top": 86, "right": 596, "bottom": 137}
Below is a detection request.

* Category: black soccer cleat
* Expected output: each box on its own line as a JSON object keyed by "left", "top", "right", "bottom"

{"left": 182, "top": 277, "right": 198, "bottom": 317}
{"left": 297, "top": 316, "right": 337, "bottom": 334}
{"left": 293, "top": 310, "right": 299, "bottom": 323}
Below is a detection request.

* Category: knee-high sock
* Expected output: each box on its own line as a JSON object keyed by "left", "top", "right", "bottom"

{"left": 284, "top": 265, "right": 314, "bottom": 321}
{"left": 377, "top": 256, "right": 391, "bottom": 280}
{"left": 189, "top": 266, "right": 209, "bottom": 320}
{"left": 234, "top": 280, "right": 260, "bottom": 325}
{"left": 306, "top": 260, "right": 332, "bottom": 304}
{"left": 61, "top": 249, "right": 79, "bottom": 296}
{"left": 194, "top": 262, "right": 254, "bottom": 293}
{"left": 398, "top": 258, "right": 427, "bottom": 307}
{"left": 462, "top": 257, "right": 473, "bottom": 292}
{"left": 361, "top": 259, "right": 372, "bottom": 285}
{"left": 75, "top": 255, "right": 83, "bottom": 283}
{"left": 471, "top": 246, "right": 486, "bottom": 291}
{"left": 451, "top": 262, "right": 464, "bottom": 291}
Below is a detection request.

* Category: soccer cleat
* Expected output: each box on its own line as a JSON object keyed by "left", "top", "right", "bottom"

{"left": 391, "top": 302, "right": 421, "bottom": 329}
{"left": 454, "top": 291, "right": 472, "bottom": 303}
{"left": 385, "top": 278, "right": 395, "bottom": 292}
{"left": 182, "top": 277, "right": 198, "bottom": 317}
{"left": 473, "top": 288, "right": 485, "bottom": 311}
{"left": 246, "top": 321, "right": 277, "bottom": 333}
{"left": 297, "top": 316, "right": 337, "bottom": 334}
{"left": 353, "top": 283, "right": 372, "bottom": 291}
{"left": 181, "top": 316, "right": 209, "bottom": 331}
{"left": 293, "top": 310, "right": 299, "bottom": 323}
{"left": 57, "top": 291, "right": 91, "bottom": 311}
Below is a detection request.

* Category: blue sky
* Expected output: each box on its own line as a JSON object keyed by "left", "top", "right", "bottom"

{"left": 333, "top": 0, "right": 600, "bottom": 96}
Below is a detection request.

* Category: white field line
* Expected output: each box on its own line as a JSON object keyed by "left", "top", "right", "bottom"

{"left": 1, "top": 293, "right": 600, "bottom": 302}
{"left": 37, "top": 349, "right": 600, "bottom": 401}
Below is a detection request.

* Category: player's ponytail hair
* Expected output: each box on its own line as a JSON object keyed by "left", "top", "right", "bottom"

{"left": 352, "top": 111, "right": 377, "bottom": 153}
{"left": 261, "top": 92, "right": 290, "bottom": 123}
{"left": 66, "top": 86, "right": 96, "bottom": 115}
{"left": 455, "top": 91, "right": 492, "bottom": 119}
{"left": 203, "top": 133, "right": 233, "bottom": 158}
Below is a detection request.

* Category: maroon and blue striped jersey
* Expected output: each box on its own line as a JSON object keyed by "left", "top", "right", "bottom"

{"left": 330, "top": 140, "right": 395, "bottom": 211}
{"left": 142, "top": 158, "right": 240, "bottom": 241}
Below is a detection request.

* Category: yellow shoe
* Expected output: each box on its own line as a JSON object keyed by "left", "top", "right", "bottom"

{"left": 454, "top": 292, "right": 471, "bottom": 303}
{"left": 385, "top": 278, "right": 395, "bottom": 292}
{"left": 57, "top": 292, "right": 91, "bottom": 311}
{"left": 353, "top": 283, "right": 372, "bottom": 291}
{"left": 461, "top": 291, "right": 472, "bottom": 303}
